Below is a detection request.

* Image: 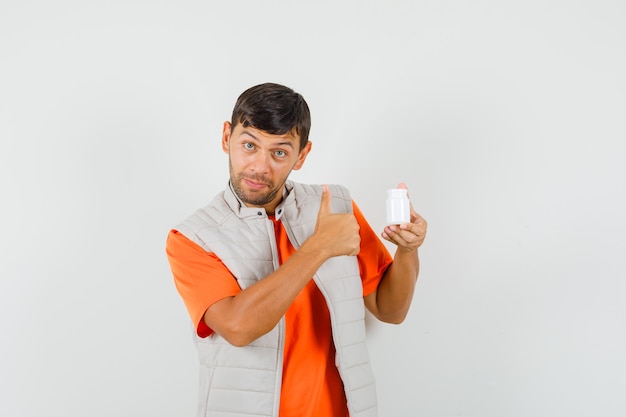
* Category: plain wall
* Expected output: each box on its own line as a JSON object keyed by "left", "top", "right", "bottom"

{"left": 1, "top": 1, "right": 625, "bottom": 416}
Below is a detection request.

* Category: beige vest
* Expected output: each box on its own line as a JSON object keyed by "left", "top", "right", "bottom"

{"left": 176, "top": 180, "right": 377, "bottom": 417}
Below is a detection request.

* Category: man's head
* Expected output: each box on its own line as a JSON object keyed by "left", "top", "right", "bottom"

{"left": 230, "top": 83, "right": 311, "bottom": 152}
{"left": 222, "top": 83, "right": 313, "bottom": 214}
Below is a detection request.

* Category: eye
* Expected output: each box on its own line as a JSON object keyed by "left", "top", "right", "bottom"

{"left": 243, "top": 142, "right": 255, "bottom": 150}
{"left": 274, "top": 150, "right": 287, "bottom": 158}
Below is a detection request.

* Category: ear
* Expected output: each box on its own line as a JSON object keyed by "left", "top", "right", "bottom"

{"left": 221, "top": 121, "right": 232, "bottom": 153}
{"left": 292, "top": 141, "right": 312, "bottom": 171}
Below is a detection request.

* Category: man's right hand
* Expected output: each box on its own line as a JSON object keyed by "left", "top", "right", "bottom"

{"left": 313, "top": 185, "right": 361, "bottom": 258}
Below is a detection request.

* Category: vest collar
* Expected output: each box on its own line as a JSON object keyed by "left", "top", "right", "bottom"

{"left": 224, "top": 180, "right": 295, "bottom": 221}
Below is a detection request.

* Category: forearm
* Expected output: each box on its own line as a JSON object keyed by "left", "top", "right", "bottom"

{"left": 204, "top": 237, "right": 330, "bottom": 346}
{"left": 371, "top": 248, "right": 419, "bottom": 324}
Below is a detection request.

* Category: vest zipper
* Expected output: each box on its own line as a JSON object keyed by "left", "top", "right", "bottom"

{"left": 266, "top": 217, "right": 285, "bottom": 417}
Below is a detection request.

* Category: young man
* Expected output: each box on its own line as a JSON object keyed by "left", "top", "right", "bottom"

{"left": 166, "top": 83, "right": 427, "bottom": 417}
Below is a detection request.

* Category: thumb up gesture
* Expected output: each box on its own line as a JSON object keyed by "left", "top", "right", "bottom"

{"left": 313, "top": 185, "right": 361, "bottom": 257}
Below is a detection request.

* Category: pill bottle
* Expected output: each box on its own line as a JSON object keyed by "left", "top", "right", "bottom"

{"left": 386, "top": 188, "right": 410, "bottom": 224}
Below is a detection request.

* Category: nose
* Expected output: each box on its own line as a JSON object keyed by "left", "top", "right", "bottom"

{"left": 248, "top": 151, "right": 270, "bottom": 174}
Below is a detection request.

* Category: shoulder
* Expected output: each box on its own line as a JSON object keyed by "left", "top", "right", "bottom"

{"left": 289, "top": 181, "right": 353, "bottom": 213}
{"left": 173, "top": 191, "right": 233, "bottom": 239}
{"left": 290, "top": 181, "right": 350, "bottom": 197}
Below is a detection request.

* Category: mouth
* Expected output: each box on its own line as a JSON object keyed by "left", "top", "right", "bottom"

{"left": 243, "top": 178, "right": 269, "bottom": 190}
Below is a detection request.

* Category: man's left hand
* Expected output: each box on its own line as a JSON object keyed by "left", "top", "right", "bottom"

{"left": 381, "top": 183, "right": 427, "bottom": 251}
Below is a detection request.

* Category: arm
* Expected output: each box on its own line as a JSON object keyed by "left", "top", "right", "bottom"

{"left": 204, "top": 185, "right": 361, "bottom": 347}
{"left": 364, "top": 183, "right": 427, "bottom": 324}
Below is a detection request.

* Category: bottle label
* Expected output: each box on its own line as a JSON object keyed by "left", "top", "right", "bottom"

{"left": 386, "top": 189, "right": 410, "bottom": 224}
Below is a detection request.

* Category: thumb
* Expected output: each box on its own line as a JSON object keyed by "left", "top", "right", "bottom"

{"left": 397, "top": 182, "right": 410, "bottom": 198}
{"left": 397, "top": 182, "right": 417, "bottom": 219}
{"left": 319, "top": 184, "right": 333, "bottom": 215}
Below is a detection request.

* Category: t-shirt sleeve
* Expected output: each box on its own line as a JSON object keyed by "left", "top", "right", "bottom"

{"left": 352, "top": 201, "right": 393, "bottom": 297}
{"left": 165, "top": 229, "right": 241, "bottom": 337}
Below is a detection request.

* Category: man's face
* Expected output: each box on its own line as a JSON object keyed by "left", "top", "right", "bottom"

{"left": 222, "top": 121, "right": 311, "bottom": 214}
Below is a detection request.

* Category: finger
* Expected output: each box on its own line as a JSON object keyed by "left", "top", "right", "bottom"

{"left": 381, "top": 228, "right": 410, "bottom": 247}
{"left": 383, "top": 229, "right": 422, "bottom": 249}
{"left": 400, "top": 220, "right": 427, "bottom": 240}
{"left": 396, "top": 182, "right": 409, "bottom": 200}
{"left": 385, "top": 223, "right": 424, "bottom": 246}
{"left": 399, "top": 188, "right": 421, "bottom": 222}
{"left": 409, "top": 208, "right": 422, "bottom": 224}
{"left": 396, "top": 182, "right": 414, "bottom": 208}
{"left": 318, "top": 184, "right": 333, "bottom": 215}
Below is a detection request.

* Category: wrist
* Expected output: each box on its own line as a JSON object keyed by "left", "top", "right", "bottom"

{"left": 300, "top": 235, "right": 331, "bottom": 263}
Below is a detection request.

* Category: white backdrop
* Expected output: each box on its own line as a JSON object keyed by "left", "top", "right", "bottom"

{"left": 2, "top": 1, "right": 625, "bottom": 416}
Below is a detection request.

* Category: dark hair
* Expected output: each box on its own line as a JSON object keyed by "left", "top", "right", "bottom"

{"left": 231, "top": 83, "right": 311, "bottom": 150}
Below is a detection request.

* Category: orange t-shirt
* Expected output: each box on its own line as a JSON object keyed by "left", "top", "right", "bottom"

{"left": 166, "top": 202, "right": 392, "bottom": 417}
